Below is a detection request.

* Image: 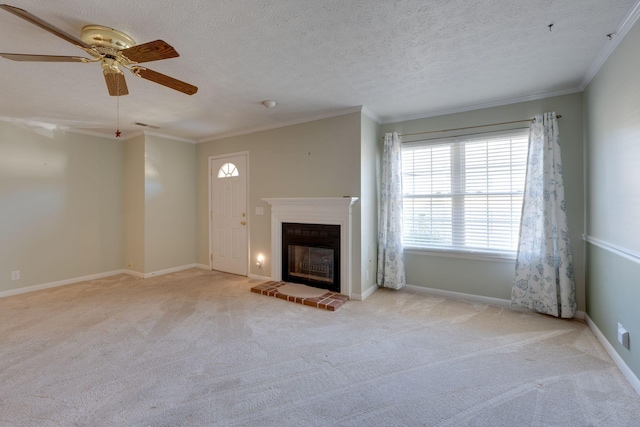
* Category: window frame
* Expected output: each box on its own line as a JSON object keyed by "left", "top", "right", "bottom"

{"left": 401, "top": 128, "right": 529, "bottom": 260}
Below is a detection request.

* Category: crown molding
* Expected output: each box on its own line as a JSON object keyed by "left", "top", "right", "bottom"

{"left": 380, "top": 87, "right": 582, "bottom": 125}
{"left": 580, "top": 0, "right": 640, "bottom": 90}
{"left": 0, "top": 115, "right": 59, "bottom": 131}
{"left": 360, "top": 105, "right": 381, "bottom": 123}
{"left": 197, "top": 106, "right": 364, "bottom": 143}
{"left": 143, "top": 130, "right": 197, "bottom": 144}
{"left": 63, "top": 128, "right": 143, "bottom": 141}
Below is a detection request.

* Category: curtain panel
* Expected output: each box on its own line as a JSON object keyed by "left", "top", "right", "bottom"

{"left": 377, "top": 132, "right": 406, "bottom": 290}
{"left": 512, "top": 113, "right": 576, "bottom": 318}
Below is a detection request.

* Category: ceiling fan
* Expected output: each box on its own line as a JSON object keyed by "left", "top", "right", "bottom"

{"left": 0, "top": 4, "right": 197, "bottom": 96}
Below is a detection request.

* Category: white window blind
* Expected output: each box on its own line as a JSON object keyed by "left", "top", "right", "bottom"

{"left": 401, "top": 129, "right": 528, "bottom": 256}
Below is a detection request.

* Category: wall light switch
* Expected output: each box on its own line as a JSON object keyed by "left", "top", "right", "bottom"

{"left": 618, "top": 323, "right": 630, "bottom": 349}
{"left": 255, "top": 207, "right": 264, "bottom": 215}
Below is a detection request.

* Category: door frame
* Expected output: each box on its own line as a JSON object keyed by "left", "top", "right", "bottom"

{"left": 208, "top": 151, "right": 250, "bottom": 274}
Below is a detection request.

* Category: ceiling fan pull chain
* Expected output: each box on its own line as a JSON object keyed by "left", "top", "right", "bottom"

{"left": 115, "top": 78, "right": 122, "bottom": 138}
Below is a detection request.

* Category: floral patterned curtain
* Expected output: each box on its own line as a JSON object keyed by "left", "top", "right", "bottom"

{"left": 377, "top": 132, "right": 406, "bottom": 290}
{"left": 512, "top": 113, "right": 576, "bottom": 318}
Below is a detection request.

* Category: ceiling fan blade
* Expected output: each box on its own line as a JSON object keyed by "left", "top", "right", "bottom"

{"left": 0, "top": 4, "right": 91, "bottom": 49}
{"left": 121, "top": 40, "right": 179, "bottom": 63}
{"left": 136, "top": 68, "right": 197, "bottom": 95}
{"left": 104, "top": 72, "right": 129, "bottom": 96}
{"left": 0, "top": 53, "right": 88, "bottom": 62}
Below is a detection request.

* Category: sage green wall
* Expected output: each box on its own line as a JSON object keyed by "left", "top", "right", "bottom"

{"left": 123, "top": 135, "right": 145, "bottom": 274}
{"left": 360, "top": 114, "right": 380, "bottom": 296}
{"left": 0, "top": 122, "right": 123, "bottom": 292}
{"left": 380, "top": 93, "right": 585, "bottom": 306}
{"left": 196, "top": 113, "right": 363, "bottom": 293}
{"left": 143, "top": 134, "right": 196, "bottom": 273}
{"left": 584, "top": 18, "right": 640, "bottom": 379}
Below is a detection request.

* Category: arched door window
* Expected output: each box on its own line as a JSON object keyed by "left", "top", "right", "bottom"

{"left": 217, "top": 162, "right": 239, "bottom": 178}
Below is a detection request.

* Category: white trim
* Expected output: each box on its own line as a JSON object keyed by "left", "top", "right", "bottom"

{"left": 406, "top": 284, "right": 587, "bottom": 319}
{"left": 143, "top": 130, "right": 197, "bottom": 144}
{"left": 583, "top": 235, "right": 640, "bottom": 266}
{"left": 248, "top": 274, "right": 272, "bottom": 282}
{"left": 123, "top": 269, "right": 145, "bottom": 278}
{"left": 65, "top": 128, "right": 143, "bottom": 141}
{"left": 195, "top": 263, "right": 211, "bottom": 270}
{"left": 380, "top": 87, "right": 581, "bottom": 124}
{"left": 360, "top": 105, "right": 381, "bottom": 123}
{"left": 0, "top": 115, "right": 59, "bottom": 131}
{"left": 580, "top": 0, "right": 640, "bottom": 90}
{"left": 0, "top": 269, "right": 127, "bottom": 299}
{"left": 585, "top": 314, "right": 640, "bottom": 397}
{"left": 351, "top": 284, "right": 378, "bottom": 301}
{"left": 404, "top": 248, "right": 516, "bottom": 263}
{"left": 142, "top": 263, "right": 198, "bottom": 279}
{"left": 197, "top": 106, "right": 364, "bottom": 143}
{"left": 405, "top": 284, "right": 513, "bottom": 308}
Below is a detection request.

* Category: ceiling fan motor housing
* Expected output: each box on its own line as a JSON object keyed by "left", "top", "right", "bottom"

{"left": 81, "top": 25, "right": 135, "bottom": 50}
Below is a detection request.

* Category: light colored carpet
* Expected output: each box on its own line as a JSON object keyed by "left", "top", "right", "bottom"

{"left": 0, "top": 268, "right": 639, "bottom": 426}
{"left": 276, "top": 282, "right": 329, "bottom": 298}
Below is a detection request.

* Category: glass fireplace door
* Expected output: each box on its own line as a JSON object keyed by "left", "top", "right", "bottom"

{"left": 287, "top": 245, "right": 334, "bottom": 284}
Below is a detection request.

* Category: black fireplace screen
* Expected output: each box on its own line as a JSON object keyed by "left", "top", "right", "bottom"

{"left": 282, "top": 223, "right": 340, "bottom": 292}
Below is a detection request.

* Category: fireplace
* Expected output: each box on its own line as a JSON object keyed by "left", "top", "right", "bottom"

{"left": 282, "top": 223, "right": 340, "bottom": 292}
{"left": 263, "top": 197, "right": 359, "bottom": 297}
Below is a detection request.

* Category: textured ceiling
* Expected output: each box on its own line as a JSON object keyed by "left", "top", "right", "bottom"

{"left": 0, "top": 0, "right": 638, "bottom": 141}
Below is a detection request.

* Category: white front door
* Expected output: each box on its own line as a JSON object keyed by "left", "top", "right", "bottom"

{"left": 210, "top": 153, "right": 248, "bottom": 275}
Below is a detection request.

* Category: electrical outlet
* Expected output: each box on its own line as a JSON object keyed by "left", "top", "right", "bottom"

{"left": 618, "top": 323, "right": 630, "bottom": 350}
{"left": 11, "top": 270, "right": 20, "bottom": 280}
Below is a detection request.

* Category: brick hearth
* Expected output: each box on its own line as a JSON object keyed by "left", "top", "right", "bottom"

{"left": 250, "top": 281, "right": 349, "bottom": 311}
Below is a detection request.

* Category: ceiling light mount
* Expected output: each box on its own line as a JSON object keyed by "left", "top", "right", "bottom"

{"left": 262, "top": 100, "right": 277, "bottom": 109}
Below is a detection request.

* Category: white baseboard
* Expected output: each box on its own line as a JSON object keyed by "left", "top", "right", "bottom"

{"left": 405, "top": 284, "right": 512, "bottom": 307}
{"left": 585, "top": 314, "right": 640, "bottom": 397}
{"left": 404, "top": 285, "right": 588, "bottom": 321}
{"left": 248, "top": 274, "right": 273, "bottom": 282}
{"left": 195, "top": 263, "right": 210, "bottom": 270}
{"left": 0, "top": 269, "right": 127, "bottom": 299}
{"left": 1, "top": 263, "right": 211, "bottom": 299}
{"left": 351, "top": 284, "right": 378, "bottom": 301}
{"left": 143, "top": 263, "right": 198, "bottom": 279}
{"left": 122, "top": 269, "right": 144, "bottom": 278}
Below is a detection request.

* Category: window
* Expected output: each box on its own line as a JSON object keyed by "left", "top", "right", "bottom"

{"left": 217, "top": 162, "right": 239, "bottom": 178}
{"left": 401, "top": 129, "right": 528, "bottom": 257}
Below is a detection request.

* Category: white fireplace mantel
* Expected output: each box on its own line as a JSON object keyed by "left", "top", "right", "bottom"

{"left": 263, "top": 197, "right": 358, "bottom": 297}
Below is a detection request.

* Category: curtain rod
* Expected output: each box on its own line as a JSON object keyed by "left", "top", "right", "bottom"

{"left": 390, "top": 115, "right": 562, "bottom": 139}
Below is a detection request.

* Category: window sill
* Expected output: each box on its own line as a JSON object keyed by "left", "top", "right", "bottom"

{"left": 403, "top": 247, "right": 516, "bottom": 263}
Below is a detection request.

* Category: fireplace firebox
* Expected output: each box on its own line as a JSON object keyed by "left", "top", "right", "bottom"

{"left": 282, "top": 223, "right": 340, "bottom": 292}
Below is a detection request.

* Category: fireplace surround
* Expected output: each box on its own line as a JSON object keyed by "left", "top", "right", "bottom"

{"left": 263, "top": 197, "right": 358, "bottom": 297}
